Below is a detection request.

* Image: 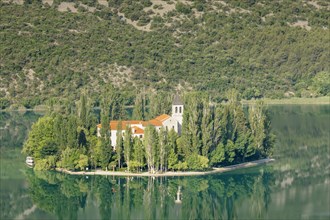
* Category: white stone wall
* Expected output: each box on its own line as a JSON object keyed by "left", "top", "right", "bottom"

{"left": 162, "top": 117, "right": 179, "bottom": 133}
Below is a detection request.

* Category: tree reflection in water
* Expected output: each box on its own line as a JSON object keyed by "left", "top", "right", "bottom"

{"left": 25, "top": 167, "right": 275, "bottom": 220}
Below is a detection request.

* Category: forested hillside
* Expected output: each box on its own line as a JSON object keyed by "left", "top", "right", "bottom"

{"left": 0, "top": 0, "right": 329, "bottom": 109}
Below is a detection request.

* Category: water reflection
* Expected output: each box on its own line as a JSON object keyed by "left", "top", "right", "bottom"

{"left": 0, "top": 111, "right": 43, "bottom": 149}
{"left": 24, "top": 168, "right": 275, "bottom": 220}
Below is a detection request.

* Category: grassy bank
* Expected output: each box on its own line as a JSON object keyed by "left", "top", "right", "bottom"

{"left": 241, "top": 96, "right": 330, "bottom": 105}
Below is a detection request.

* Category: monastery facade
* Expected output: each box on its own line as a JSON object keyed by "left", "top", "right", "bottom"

{"left": 97, "top": 95, "right": 184, "bottom": 148}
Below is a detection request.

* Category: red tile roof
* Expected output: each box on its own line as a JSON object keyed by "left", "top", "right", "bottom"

{"left": 131, "top": 126, "right": 144, "bottom": 134}
{"left": 155, "top": 114, "right": 171, "bottom": 122}
{"left": 97, "top": 114, "right": 170, "bottom": 130}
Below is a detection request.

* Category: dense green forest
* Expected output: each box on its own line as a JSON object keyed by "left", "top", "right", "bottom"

{"left": 0, "top": 0, "right": 329, "bottom": 109}
{"left": 22, "top": 90, "right": 274, "bottom": 172}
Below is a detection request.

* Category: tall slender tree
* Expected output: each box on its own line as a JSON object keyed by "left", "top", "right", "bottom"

{"left": 181, "top": 93, "right": 205, "bottom": 156}
{"left": 116, "top": 121, "right": 123, "bottom": 168}
{"left": 158, "top": 127, "right": 168, "bottom": 172}
{"left": 78, "top": 91, "right": 88, "bottom": 128}
{"left": 132, "top": 137, "right": 145, "bottom": 172}
{"left": 132, "top": 93, "right": 144, "bottom": 120}
{"left": 67, "top": 115, "right": 78, "bottom": 148}
{"left": 201, "top": 99, "right": 214, "bottom": 157}
{"left": 123, "top": 126, "right": 133, "bottom": 171}
{"left": 144, "top": 125, "right": 158, "bottom": 173}
{"left": 167, "top": 129, "right": 178, "bottom": 170}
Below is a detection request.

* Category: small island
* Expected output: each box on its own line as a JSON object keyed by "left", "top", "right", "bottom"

{"left": 22, "top": 89, "right": 275, "bottom": 175}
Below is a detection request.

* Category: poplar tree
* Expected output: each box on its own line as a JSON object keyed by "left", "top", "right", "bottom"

{"left": 99, "top": 140, "right": 112, "bottom": 170}
{"left": 232, "top": 104, "right": 251, "bottom": 162}
{"left": 167, "top": 129, "right": 179, "bottom": 170}
{"left": 209, "top": 106, "right": 226, "bottom": 165}
{"left": 123, "top": 125, "right": 133, "bottom": 171}
{"left": 132, "top": 93, "right": 144, "bottom": 120}
{"left": 132, "top": 137, "right": 144, "bottom": 172}
{"left": 53, "top": 114, "right": 66, "bottom": 150}
{"left": 144, "top": 125, "right": 158, "bottom": 173}
{"left": 99, "top": 94, "right": 112, "bottom": 170}
{"left": 67, "top": 115, "right": 78, "bottom": 148}
{"left": 181, "top": 93, "right": 204, "bottom": 156}
{"left": 158, "top": 127, "right": 168, "bottom": 172}
{"left": 102, "top": 85, "right": 124, "bottom": 120}
{"left": 249, "top": 101, "right": 274, "bottom": 158}
{"left": 100, "top": 98, "right": 110, "bottom": 139}
{"left": 79, "top": 92, "right": 88, "bottom": 128}
{"left": 116, "top": 121, "right": 123, "bottom": 168}
{"left": 148, "top": 92, "right": 171, "bottom": 119}
{"left": 201, "top": 100, "right": 214, "bottom": 157}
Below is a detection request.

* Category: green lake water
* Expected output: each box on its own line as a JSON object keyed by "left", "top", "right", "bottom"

{"left": 0, "top": 105, "right": 329, "bottom": 220}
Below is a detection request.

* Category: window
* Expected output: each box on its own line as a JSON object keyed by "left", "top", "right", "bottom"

{"left": 172, "top": 126, "right": 175, "bottom": 130}
{"left": 140, "top": 135, "right": 143, "bottom": 138}
{"left": 175, "top": 106, "right": 178, "bottom": 113}
{"left": 179, "top": 107, "right": 182, "bottom": 113}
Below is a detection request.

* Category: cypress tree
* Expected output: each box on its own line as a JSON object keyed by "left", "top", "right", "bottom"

{"left": 67, "top": 115, "right": 78, "bottom": 148}
{"left": 99, "top": 140, "right": 112, "bottom": 170}
{"left": 116, "top": 121, "right": 123, "bottom": 168}
{"left": 132, "top": 93, "right": 144, "bottom": 120}
{"left": 158, "top": 127, "right": 167, "bottom": 172}
{"left": 100, "top": 96, "right": 110, "bottom": 140}
{"left": 79, "top": 92, "right": 88, "bottom": 128}
{"left": 132, "top": 137, "right": 144, "bottom": 172}
{"left": 209, "top": 106, "right": 226, "bottom": 166}
{"left": 144, "top": 125, "right": 158, "bottom": 173}
{"left": 181, "top": 93, "right": 204, "bottom": 156}
{"left": 123, "top": 125, "right": 133, "bottom": 171}
{"left": 201, "top": 99, "right": 214, "bottom": 157}
{"left": 167, "top": 129, "right": 178, "bottom": 170}
{"left": 148, "top": 92, "right": 171, "bottom": 119}
{"left": 249, "top": 101, "right": 274, "bottom": 158}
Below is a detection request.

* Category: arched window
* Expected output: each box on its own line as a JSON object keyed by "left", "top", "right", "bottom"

{"left": 179, "top": 107, "right": 182, "bottom": 113}
{"left": 175, "top": 106, "right": 178, "bottom": 113}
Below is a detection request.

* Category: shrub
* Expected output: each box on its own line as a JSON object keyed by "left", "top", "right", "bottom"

{"left": 175, "top": 2, "right": 191, "bottom": 14}
{"left": 0, "top": 98, "right": 10, "bottom": 109}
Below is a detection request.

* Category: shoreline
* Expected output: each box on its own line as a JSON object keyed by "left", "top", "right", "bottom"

{"left": 241, "top": 96, "right": 330, "bottom": 105}
{"left": 1, "top": 96, "right": 329, "bottom": 112}
{"left": 55, "top": 158, "right": 275, "bottom": 177}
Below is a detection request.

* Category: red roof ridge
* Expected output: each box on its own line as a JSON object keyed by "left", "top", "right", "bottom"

{"left": 154, "top": 114, "right": 171, "bottom": 122}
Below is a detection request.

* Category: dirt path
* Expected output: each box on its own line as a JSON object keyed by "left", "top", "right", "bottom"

{"left": 56, "top": 158, "right": 275, "bottom": 177}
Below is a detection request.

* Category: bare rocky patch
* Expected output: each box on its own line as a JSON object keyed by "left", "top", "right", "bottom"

{"left": 289, "top": 20, "right": 312, "bottom": 31}
{"left": 42, "top": 0, "right": 53, "bottom": 6}
{"left": 58, "top": 2, "right": 78, "bottom": 13}
{"left": 97, "top": 0, "right": 108, "bottom": 7}
{"left": 2, "top": 0, "right": 23, "bottom": 5}
{"left": 306, "top": 0, "right": 330, "bottom": 10}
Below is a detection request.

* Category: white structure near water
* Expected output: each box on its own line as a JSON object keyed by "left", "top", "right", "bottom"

{"left": 97, "top": 95, "right": 184, "bottom": 148}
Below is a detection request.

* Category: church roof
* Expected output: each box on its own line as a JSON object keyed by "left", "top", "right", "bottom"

{"left": 173, "top": 94, "right": 183, "bottom": 105}
{"left": 155, "top": 114, "right": 171, "bottom": 122}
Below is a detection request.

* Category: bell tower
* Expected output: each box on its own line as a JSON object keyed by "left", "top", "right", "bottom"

{"left": 172, "top": 94, "right": 183, "bottom": 134}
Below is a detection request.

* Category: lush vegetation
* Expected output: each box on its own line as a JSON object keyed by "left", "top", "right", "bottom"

{"left": 22, "top": 90, "right": 274, "bottom": 172}
{"left": 0, "top": 0, "right": 329, "bottom": 109}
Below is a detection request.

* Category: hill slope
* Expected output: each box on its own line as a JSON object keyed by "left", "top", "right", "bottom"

{"left": 0, "top": 0, "right": 329, "bottom": 108}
